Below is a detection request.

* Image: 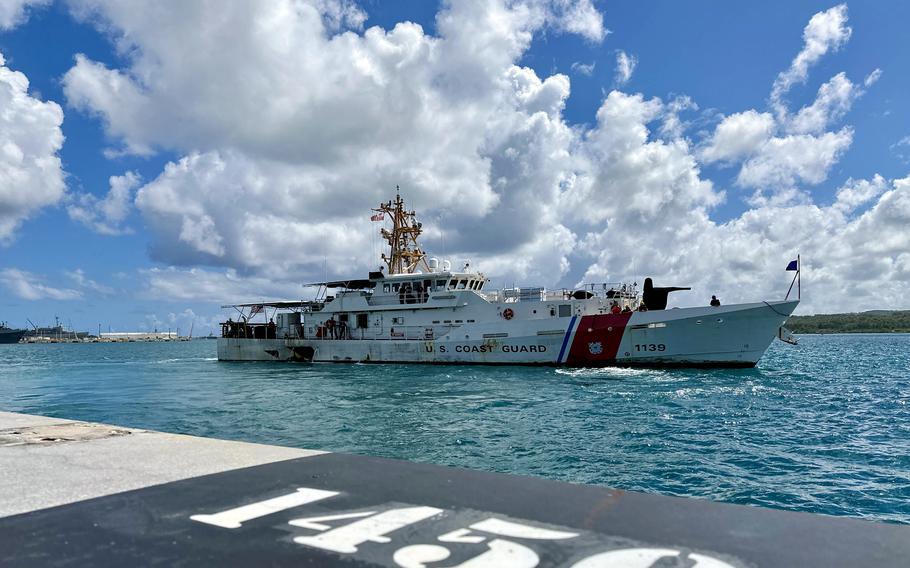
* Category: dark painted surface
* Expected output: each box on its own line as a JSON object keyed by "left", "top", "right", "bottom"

{"left": 1, "top": 452, "right": 907, "bottom": 566}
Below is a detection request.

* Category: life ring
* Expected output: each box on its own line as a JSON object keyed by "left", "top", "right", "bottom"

{"left": 502, "top": 308, "right": 514, "bottom": 320}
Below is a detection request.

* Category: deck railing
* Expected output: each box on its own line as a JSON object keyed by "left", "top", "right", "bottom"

{"left": 481, "top": 282, "right": 638, "bottom": 304}
{"left": 223, "top": 322, "right": 456, "bottom": 341}
{"left": 306, "top": 323, "right": 459, "bottom": 341}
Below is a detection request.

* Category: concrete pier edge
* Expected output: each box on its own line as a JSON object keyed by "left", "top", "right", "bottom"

{"left": 1, "top": 410, "right": 907, "bottom": 567}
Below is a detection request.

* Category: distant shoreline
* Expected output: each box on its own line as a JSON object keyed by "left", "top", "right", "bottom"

{"left": 794, "top": 331, "right": 910, "bottom": 335}
{"left": 786, "top": 311, "right": 910, "bottom": 334}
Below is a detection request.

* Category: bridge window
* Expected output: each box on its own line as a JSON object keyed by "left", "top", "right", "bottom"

{"left": 558, "top": 304, "right": 571, "bottom": 317}
{"left": 383, "top": 284, "right": 390, "bottom": 293}
{"left": 447, "top": 280, "right": 456, "bottom": 290}
{"left": 436, "top": 279, "right": 447, "bottom": 290}
{"left": 457, "top": 279, "right": 468, "bottom": 289}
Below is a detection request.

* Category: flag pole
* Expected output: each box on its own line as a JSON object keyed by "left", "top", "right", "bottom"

{"left": 785, "top": 274, "right": 797, "bottom": 300}
{"left": 785, "top": 255, "right": 799, "bottom": 301}
{"left": 797, "top": 254, "right": 801, "bottom": 300}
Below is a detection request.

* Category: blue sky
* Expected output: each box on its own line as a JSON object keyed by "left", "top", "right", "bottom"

{"left": 1, "top": 1, "right": 909, "bottom": 332}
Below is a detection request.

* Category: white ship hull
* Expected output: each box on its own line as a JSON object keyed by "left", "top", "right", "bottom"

{"left": 217, "top": 300, "right": 798, "bottom": 368}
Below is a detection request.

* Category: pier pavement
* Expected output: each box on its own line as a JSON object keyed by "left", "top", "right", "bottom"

{"left": 1, "top": 411, "right": 907, "bottom": 566}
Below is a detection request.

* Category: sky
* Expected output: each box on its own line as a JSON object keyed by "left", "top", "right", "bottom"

{"left": 1, "top": 0, "right": 909, "bottom": 333}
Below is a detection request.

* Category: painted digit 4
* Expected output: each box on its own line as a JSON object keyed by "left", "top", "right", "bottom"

{"left": 291, "top": 506, "right": 443, "bottom": 554}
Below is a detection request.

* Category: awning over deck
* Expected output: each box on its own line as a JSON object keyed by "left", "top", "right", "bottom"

{"left": 220, "top": 301, "right": 321, "bottom": 309}
{"left": 303, "top": 279, "right": 376, "bottom": 289}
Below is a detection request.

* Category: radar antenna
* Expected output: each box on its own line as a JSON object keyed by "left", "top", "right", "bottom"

{"left": 373, "top": 186, "right": 430, "bottom": 275}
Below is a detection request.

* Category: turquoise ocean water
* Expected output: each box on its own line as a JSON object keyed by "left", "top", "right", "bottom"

{"left": 1, "top": 335, "right": 908, "bottom": 524}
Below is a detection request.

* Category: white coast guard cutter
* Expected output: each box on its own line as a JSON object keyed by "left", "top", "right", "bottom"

{"left": 218, "top": 193, "right": 799, "bottom": 367}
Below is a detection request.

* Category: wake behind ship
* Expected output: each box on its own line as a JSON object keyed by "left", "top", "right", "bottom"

{"left": 218, "top": 193, "right": 799, "bottom": 367}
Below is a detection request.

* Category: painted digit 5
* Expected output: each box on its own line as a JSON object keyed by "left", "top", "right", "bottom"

{"left": 393, "top": 517, "right": 578, "bottom": 568}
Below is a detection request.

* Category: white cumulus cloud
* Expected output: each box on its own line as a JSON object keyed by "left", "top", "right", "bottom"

{"left": 578, "top": 173, "right": 910, "bottom": 313}
{"left": 570, "top": 60, "right": 595, "bottom": 76}
{"left": 0, "top": 52, "right": 66, "bottom": 243}
{"left": 544, "top": 0, "right": 607, "bottom": 42}
{"left": 0, "top": 268, "right": 82, "bottom": 300}
{"left": 770, "top": 3, "right": 852, "bottom": 120}
{"left": 140, "top": 267, "right": 307, "bottom": 303}
{"left": 614, "top": 50, "right": 636, "bottom": 86}
{"left": 788, "top": 69, "right": 879, "bottom": 135}
{"left": 700, "top": 5, "right": 875, "bottom": 198}
{"left": 892, "top": 135, "right": 910, "bottom": 164}
{"left": 0, "top": 0, "right": 49, "bottom": 30}
{"left": 63, "top": 0, "right": 604, "bottom": 284}
{"left": 700, "top": 110, "right": 776, "bottom": 164}
{"left": 64, "top": 268, "right": 115, "bottom": 295}
{"left": 67, "top": 171, "right": 140, "bottom": 235}
{"left": 57, "top": 0, "right": 910, "bottom": 313}
{"left": 737, "top": 128, "right": 853, "bottom": 193}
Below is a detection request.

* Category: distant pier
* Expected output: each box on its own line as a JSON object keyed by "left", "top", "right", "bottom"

{"left": 18, "top": 332, "right": 193, "bottom": 344}
{"left": 1, "top": 411, "right": 907, "bottom": 566}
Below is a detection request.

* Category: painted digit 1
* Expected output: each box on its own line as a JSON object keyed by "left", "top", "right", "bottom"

{"left": 191, "top": 488, "right": 339, "bottom": 529}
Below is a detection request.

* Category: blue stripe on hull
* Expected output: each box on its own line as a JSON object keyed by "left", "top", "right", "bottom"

{"left": 556, "top": 316, "right": 577, "bottom": 364}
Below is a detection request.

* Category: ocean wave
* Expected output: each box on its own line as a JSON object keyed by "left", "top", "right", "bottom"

{"left": 556, "top": 367, "right": 656, "bottom": 379}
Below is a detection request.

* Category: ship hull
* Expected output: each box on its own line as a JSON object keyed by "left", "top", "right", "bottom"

{"left": 0, "top": 330, "right": 27, "bottom": 344}
{"left": 217, "top": 300, "right": 798, "bottom": 368}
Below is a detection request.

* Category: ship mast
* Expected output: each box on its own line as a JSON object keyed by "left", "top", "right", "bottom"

{"left": 374, "top": 187, "right": 430, "bottom": 275}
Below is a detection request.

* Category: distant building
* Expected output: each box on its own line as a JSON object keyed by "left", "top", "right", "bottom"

{"left": 100, "top": 332, "right": 180, "bottom": 341}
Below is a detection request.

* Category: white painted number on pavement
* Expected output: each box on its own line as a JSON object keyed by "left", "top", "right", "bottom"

{"left": 395, "top": 538, "right": 540, "bottom": 568}
{"left": 188, "top": 486, "right": 738, "bottom": 567}
{"left": 292, "top": 506, "right": 443, "bottom": 554}
{"left": 571, "top": 547, "right": 735, "bottom": 568}
{"left": 190, "top": 487, "right": 338, "bottom": 529}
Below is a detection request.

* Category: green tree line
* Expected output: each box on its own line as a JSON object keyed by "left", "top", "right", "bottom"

{"left": 787, "top": 311, "right": 910, "bottom": 334}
